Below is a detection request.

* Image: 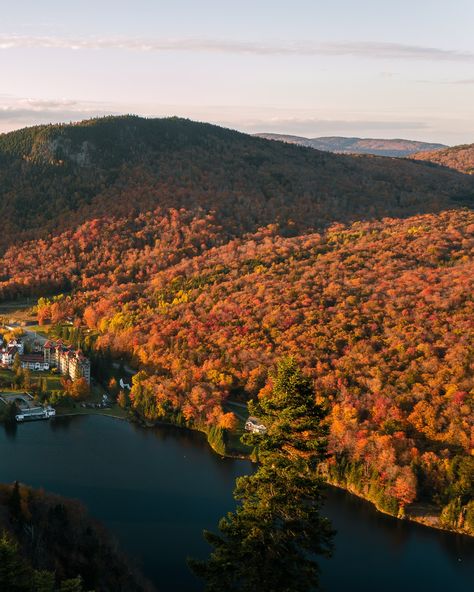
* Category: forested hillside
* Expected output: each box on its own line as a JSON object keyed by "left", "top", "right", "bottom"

{"left": 0, "top": 117, "right": 472, "bottom": 532}
{"left": 0, "top": 482, "right": 154, "bottom": 591}
{"left": 0, "top": 116, "right": 472, "bottom": 251}
{"left": 413, "top": 143, "right": 474, "bottom": 175}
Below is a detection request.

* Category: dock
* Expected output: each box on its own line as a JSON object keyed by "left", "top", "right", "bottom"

{"left": 15, "top": 406, "right": 56, "bottom": 422}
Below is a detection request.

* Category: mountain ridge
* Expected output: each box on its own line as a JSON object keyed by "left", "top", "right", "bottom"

{"left": 0, "top": 115, "right": 472, "bottom": 252}
{"left": 254, "top": 132, "right": 447, "bottom": 157}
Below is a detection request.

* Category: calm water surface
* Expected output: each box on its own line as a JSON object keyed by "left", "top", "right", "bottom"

{"left": 1, "top": 416, "right": 473, "bottom": 592}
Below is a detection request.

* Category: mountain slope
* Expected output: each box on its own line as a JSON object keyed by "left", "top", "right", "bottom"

{"left": 413, "top": 143, "right": 474, "bottom": 174}
{"left": 0, "top": 116, "right": 471, "bottom": 252}
{"left": 255, "top": 133, "right": 447, "bottom": 157}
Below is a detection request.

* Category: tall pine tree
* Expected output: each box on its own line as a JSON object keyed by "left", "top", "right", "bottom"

{"left": 190, "top": 358, "right": 334, "bottom": 592}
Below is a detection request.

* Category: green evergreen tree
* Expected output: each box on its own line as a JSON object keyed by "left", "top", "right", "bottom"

{"left": 13, "top": 352, "right": 22, "bottom": 374}
{"left": 9, "top": 481, "right": 22, "bottom": 520}
{"left": 6, "top": 401, "right": 19, "bottom": 424}
{"left": 23, "top": 368, "right": 32, "bottom": 391}
{"left": 0, "top": 531, "right": 33, "bottom": 592}
{"left": 190, "top": 358, "right": 334, "bottom": 592}
{"left": 58, "top": 577, "right": 85, "bottom": 592}
{"left": 33, "top": 570, "right": 55, "bottom": 592}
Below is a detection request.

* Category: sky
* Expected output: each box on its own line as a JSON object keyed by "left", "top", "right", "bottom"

{"left": 1, "top": 0, "right": 473, "bottom": 144}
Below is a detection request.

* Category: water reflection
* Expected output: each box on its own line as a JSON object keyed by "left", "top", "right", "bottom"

{"left": 2, "top": 422, "right": 17, "bottom": 440}
{"left": 322, "top": 486, "right": 474, "bottom": 591}
{"left": 49, "top": 415, "right": 79, "bottom": 431}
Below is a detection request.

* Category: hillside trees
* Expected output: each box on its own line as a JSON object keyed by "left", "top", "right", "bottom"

{"left": 413, "top": 143, "right": 474, "bottom": 174}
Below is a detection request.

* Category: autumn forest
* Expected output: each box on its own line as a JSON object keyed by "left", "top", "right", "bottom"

{"left": 0, "top": 116, "right": 473, "bottom": 535}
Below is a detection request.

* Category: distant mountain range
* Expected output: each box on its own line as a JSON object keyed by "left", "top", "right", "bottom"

{"left": 412, "top": 143, "right": 474, "bottom": 174}
{"left": 254, "top": 133, "right": 447, "bottom": 158}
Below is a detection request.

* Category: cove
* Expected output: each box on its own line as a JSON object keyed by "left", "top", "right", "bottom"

{"left": 1, "top": 415, "right": 473, "bottom": 592}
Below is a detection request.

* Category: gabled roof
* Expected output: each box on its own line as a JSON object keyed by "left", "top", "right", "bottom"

{"left": 20, "top": 353, "right": 45, "bottom": 363}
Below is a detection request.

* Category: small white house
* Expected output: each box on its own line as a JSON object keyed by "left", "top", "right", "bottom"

{"left": 245, "top": 416, "right": 267, "bottom": 434}
{"left": 119, "top": 378, "right": 131, "bottom": 390}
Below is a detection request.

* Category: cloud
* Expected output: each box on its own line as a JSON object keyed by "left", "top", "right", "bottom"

{"left": 417, "top": 77, "right": 474, "bottom": 85}
{"left": 234, "top": 117, "right": 430, "bottom": 136}
{"left": 0, "top": 35, "right": 473, "bottom": 62}
{"left": 0, "top": 97, "right": 115, "bottom": 129}
{"left": 0, "top": 97, "right": 466, "bottom": 144}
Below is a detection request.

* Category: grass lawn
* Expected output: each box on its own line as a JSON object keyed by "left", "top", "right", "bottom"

{"left": 42, "top": 374, "right": 62, "bottom": 391}
{"left": 0, "top": 368, "right": 63, "bottom": 394}
{"left": 55, "top": 402, "right": 128, "bottom": 419}
{"left": 25, "top": 324, "right": 53, "bottom": 337}
{"left": 0, "top": 299, "right": 35, "bottom": 314}
{"left": 0, "top": 302, "right": 37, "bottom": 328}
{"left": 222, "top": 400, "right": 252, "bottom": 456}
{"left": 0, "top": 367, "right": 14, "bottom": 384}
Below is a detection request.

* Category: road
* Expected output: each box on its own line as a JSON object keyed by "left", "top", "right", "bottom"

{"left": 23, "top": 329, "right": 48, "bottom": 346}
{"left": 6, "top": 324, "right": 47, "bottom": 344}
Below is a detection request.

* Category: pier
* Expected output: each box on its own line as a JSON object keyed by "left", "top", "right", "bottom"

{"left": 15, "top": 406, "right": 56, "bottom": 422}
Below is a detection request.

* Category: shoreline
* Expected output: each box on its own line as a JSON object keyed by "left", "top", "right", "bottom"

{"left": 56, "top": 407, "right": 250, "bottom": 459}
{"left": 53, "top": 409, "right": 473, "bottom": 539}
{"left": 325, "top": 479, "right": 473, "bottom": 539}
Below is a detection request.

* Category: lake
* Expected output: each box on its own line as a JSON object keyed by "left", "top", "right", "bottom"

{"left": 1, "top": 415, "right": 473, "bottom": 592}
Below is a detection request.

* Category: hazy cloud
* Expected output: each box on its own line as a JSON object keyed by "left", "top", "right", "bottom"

{"left": 0, "top": 35, "right": 473, "bottom": 62}
{"left": 417, "top": 77, "right": 474, "bottom": 85}
{"left": 452, "top": 78, "right": 474, "bottom": 84}
{"left": 0, "top": 97, "right": 115, "bottom": 128}
{"left": 0, "top": 97, "right": 464, "bottom": 144}
{"left": 236, "top": 118, "right": 430, "bottom": 136}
